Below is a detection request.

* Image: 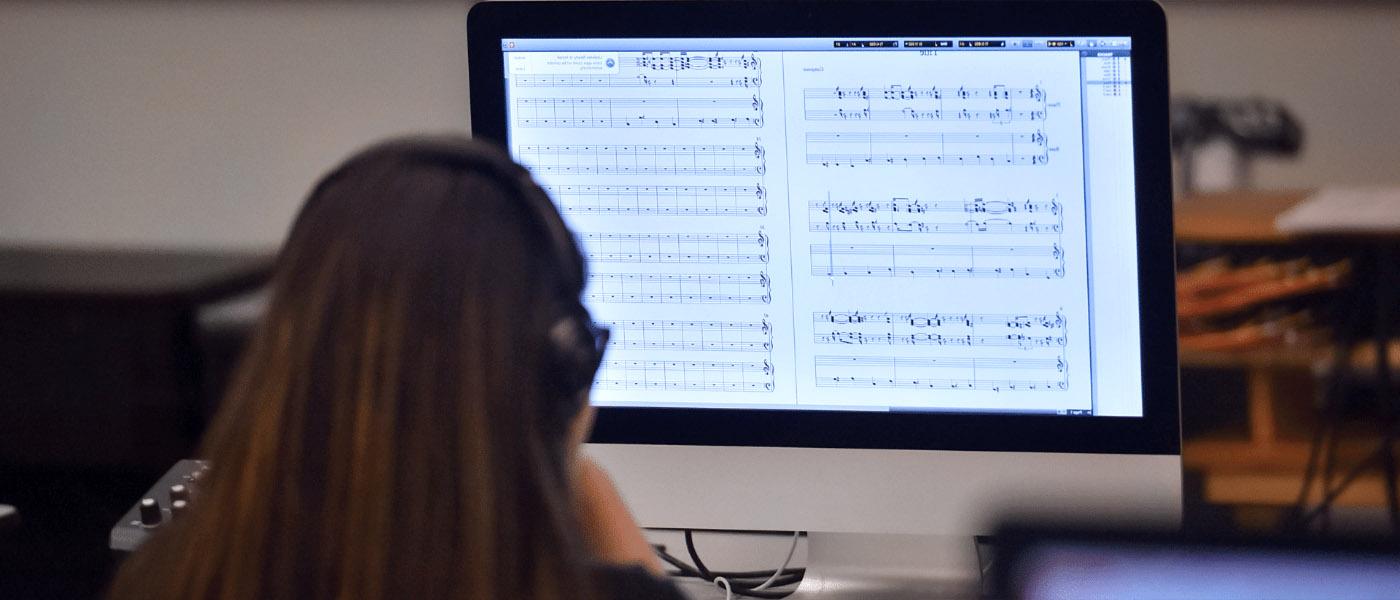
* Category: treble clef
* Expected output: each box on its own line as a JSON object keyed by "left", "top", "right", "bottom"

{"left": 761, "top": 318, "right": 771, "bottom": 336}
{"left": 756, "top": 230, "right": 767, "bottom": 247}
{"left": 763, "top": 359, "right": 773, "bottom": 375}
{"left": 752, "top": 95, "right": 763, "bottom": 112}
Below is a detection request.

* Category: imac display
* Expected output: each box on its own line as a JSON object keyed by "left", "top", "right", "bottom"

{"left": 468, "top": 3, "right": 1181, "bottom": 569}
{"left": 500, "top": 36, "right": 1144, "bottom": 417}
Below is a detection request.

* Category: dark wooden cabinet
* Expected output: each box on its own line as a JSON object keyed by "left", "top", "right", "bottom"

{"left": 0, "top": 247, "right": 273, "bottom": 469}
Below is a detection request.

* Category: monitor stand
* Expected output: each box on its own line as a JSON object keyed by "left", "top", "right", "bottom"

{"left": 789, "top": 533, "right": 983, "bottom": 599}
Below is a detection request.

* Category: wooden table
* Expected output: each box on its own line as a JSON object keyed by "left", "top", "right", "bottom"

{"left": 1174, "top": 189, "right": 1308, "bottom": 245}
{"left": 0, "top": 247, "right": 274, "bottom": 469}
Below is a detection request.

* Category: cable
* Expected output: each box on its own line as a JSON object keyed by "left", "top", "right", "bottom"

{"left": 752, "top": 532, "right": 801, "bottom": 591}
{"left": 655, "top": 545, "right": 806, "bottom": 584}
{"left": 653, "top": 531, "right": 805, "bottom": 598}
{"left": 714, "top": 576, "right": 734, "bottom": 600}
{"left": 1291, "top": 258, "right": 1371, "bottom": 535}
{"left": 1320, "top": 417, "right": 1342, "bottom": 533}
{"left": 686, "top": 530, "right": 794, "bottom": 599}
{"left": 1302, "top": 445, "right": 1389, "bottom": 525}
{"left": 1289, "top": 401, "right": 1330, "bottom": 532}
{"left": 658, "top": 550, "right": 804, "bottom": 588}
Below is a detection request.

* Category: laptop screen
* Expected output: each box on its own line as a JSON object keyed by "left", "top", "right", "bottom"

{"left": 500, "top": 37, "right": 1143, "bottom": 417}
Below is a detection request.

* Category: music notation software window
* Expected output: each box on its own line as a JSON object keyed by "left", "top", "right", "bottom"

{"left": 500, "top": 37, "right": 1142, "bottom": 417}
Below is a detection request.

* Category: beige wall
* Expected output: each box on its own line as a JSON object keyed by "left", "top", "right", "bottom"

{"left": 0, "top": 1, "right": 472, "bottom": 249}
{"left": 1165, "top": 1, "right": 1400, "bottom": 190}
{"left": 1, "top": 1, "right": 1398, "bottom": 250}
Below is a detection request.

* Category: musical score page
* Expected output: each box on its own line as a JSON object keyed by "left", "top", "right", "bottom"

{"left": 506, "top": 46, "right": 1097, "bottom": 414}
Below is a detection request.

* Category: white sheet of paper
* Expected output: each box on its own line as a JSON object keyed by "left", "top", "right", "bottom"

{"left": 1275, "top": 187, "right": 1400, "bottom": 235}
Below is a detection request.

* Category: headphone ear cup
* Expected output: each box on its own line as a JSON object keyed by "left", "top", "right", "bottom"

{"left": 543, "top": 313, "right": 598, "bottom": 399}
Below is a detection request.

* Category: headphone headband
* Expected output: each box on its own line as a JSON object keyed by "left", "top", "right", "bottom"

{"left": 389, "top": 137, "right": 604, "bottom": 402}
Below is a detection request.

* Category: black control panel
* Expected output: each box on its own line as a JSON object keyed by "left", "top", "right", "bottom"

{"left": 110, "top": 459, "right": 209, "bottom": 552}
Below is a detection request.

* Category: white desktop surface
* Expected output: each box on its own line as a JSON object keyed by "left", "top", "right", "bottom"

{"left": 647, "top": 529, "right": 985, "bottom": 600}
{"left": 674, "top": 578, "right": 728, "bottom": 600}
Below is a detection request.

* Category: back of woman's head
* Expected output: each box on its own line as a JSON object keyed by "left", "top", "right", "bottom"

{"left": 108, "top": 136, "right": 597, "bottom": 600}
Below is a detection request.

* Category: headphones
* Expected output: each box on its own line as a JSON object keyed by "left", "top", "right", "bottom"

{"left": 383, "top": 136, "right": 610, "bottom": 404}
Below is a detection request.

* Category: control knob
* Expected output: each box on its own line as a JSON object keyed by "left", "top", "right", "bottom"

{"left": 139, "top": 498, "right": 162, "bottom": 528}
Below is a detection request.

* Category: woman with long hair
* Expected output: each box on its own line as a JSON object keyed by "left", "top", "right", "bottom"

{"left": 107, "top": 136, "right": 683, "bottom": 599}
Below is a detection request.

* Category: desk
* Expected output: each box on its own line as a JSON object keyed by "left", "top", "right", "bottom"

{"left": 1174, "top": 190, "right": 1307, "bottom": 245}
{"left": 0, "top": 247, "right": 274, "bottom": 468}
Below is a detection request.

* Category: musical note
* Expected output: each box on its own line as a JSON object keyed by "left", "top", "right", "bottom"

{"left": 586, "top": 272, "right": 772, "bottom": 305}
{"left": 580, "top": 231, "right": 769, "bottom": 264}
{"left": 809, "top": 196, "right": 1063, "bottom": 235}
{"left": 810, "top": 243, "right": 1066, "bottom": 279}
{"left": 816, "top": 311, "right": 1066, "bottom": 328}
{"left": 596, "top": 358, "right": 774, "bottom": 392}
{"left": 811, "top": 220, "right": 1062, "bottom": 234}
{"left": 807, "top": 107, "right": 1046, "bottom": 122}
{"left": 520, "top": 143, "right": 766, "bottom": 176}
{"left": 514, "top": 74, "right": 762, "bottom": 89}
{"left": 808, "top": 131, "right": 1047, "bottom": 145}
{"left": 543, "top": 184, "right": 768, "bottom": 217}
{"left": 632, "top": 53, "right": 760, "bottom": 71}
{"left": 814, "top": 311, "right": 1066, "bottom": 349}
{"left": 813, "top": 84, "right": 1045, "bottom": 101}
{"left": 813, "top": 354, "right": 1067, "bottom": 392}
{"left": 815, "top": 376, "right": 1066, "bottom": 391}
{"left": 804, "top": 84, "right": 1047, "bottom": 123}
{"left": 516, "top": 97, "right": 763, "bottom": 129}
{"left": 806, "top": 131, "right": 1048, "bottom": 167}
{"left": 816, "top": 355, "right": 1062, "bottom": 369}
{"left": 597, "top": 319, "right": 773, "bottom": 352}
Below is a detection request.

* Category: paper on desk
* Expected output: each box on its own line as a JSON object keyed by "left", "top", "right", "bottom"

{"left": 1275, "top": 186, "right": 1400, "bottom": 235}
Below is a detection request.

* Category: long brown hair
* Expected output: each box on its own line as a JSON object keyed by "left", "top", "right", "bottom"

{"left": 108, "top": 137, "right": 597, "bottom": 599}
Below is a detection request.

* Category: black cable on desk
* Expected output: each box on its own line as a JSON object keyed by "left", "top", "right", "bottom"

{"left": 650, "top": 532, "right": 804, "bottom": 598}
{"left": 657, "top": 550, "right": 805, "bottom": 582}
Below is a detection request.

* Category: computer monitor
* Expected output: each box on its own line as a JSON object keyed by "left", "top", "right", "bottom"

{"left": 468, "top": 0, "right": 1180, "bottom": 587}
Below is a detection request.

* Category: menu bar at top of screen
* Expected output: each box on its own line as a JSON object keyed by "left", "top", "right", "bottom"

{"left": 501, "top": 37, "right": 1132, "bottom": 52}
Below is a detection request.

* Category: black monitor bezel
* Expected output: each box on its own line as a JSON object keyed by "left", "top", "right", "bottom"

{"left": 468, "top": 0, "right": 1179, "bottom": 456}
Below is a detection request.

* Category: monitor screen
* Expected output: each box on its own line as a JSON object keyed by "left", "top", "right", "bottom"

{"left": 1008, "top": 541, "right": 1400, "bottom": 600}
{"left": 501, "top": 36, "right": 1143, "bottom": 417}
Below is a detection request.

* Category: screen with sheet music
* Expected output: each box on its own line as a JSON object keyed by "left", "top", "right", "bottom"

{"left": 501, "top": 37, "right": 1143, "bottom": 416}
